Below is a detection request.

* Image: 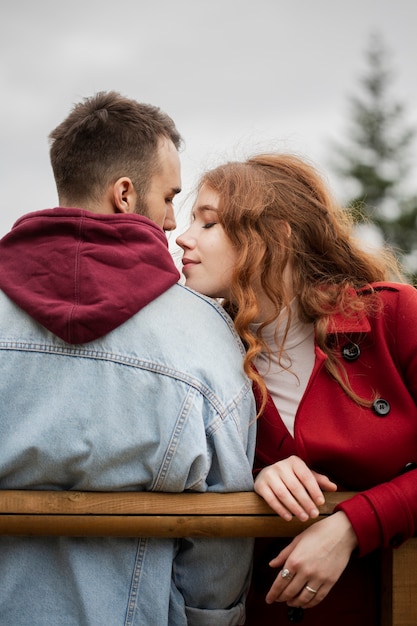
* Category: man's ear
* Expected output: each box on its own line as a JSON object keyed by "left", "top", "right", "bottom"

{"left": 112, "top": 177, "right": 137, "bottom": 213}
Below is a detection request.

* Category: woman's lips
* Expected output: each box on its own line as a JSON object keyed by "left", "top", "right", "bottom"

{"left": 182, "top": 258, "right": 199, "bottom": 267}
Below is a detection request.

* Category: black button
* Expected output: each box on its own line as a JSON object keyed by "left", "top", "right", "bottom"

{"left": 372, "top": 398, "right": 390, "bottom": 416}
{"left": 342, "top": 343, "right": 361, "bottom": 361}
{"left": 401, "top": 462, "right": 417, "bottom": 474}
{"left": 288, "top": 607, "right": 304, "bottom": 623}
{"left": 390, "top": 532, "right": 404, "bottom": 547}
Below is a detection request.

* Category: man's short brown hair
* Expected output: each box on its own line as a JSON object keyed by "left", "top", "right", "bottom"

{"left": 49, "top": 91, "right": 182, "bottom": 206}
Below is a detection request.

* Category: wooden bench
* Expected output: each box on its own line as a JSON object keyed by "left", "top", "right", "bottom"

{"left": 0, "top": 490, "right": 415, "bottom": 626}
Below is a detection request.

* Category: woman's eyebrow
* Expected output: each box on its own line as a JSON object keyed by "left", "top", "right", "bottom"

{"left": 195, "top": 205, "right": 219, "bottom": 215}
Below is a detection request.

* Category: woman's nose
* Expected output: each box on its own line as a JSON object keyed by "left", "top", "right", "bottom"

{"left": 176, "top": 228, "right": 193, "bottom": 249}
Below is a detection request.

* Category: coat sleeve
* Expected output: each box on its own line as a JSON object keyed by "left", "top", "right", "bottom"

{"left": 335, "top": 468, "right": 417, "bottom": 555}
{"left": 336, "top": 283, "right": 417, "bottom": 556}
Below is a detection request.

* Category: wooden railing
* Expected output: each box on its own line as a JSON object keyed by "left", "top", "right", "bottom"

{"left": 0, "top": 490, "right": 415, "bottom": 626}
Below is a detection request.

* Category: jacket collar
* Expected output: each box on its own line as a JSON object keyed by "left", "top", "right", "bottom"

{"left": 326, "top": 309, "right": 371, "bottom": 335}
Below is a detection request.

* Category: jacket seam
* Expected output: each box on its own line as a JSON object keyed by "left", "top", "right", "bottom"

{"left": 152, "top": 386, "right": 195, "bottom": 491}
{"left": 0, "top": 340, "right": 251, "bottom": 421}
{"left": 125, "top": 538, "right": 147, "bottom": 626}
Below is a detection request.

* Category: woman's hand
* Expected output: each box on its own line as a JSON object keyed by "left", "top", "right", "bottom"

{"left": 265, "top": 511, "right": 358, "bottom": 608}
{"left": 254, "top": 455, "right": 337, "bottom": 521}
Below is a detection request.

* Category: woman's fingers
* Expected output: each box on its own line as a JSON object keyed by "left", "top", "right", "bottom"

{"left": 265, "top": 568, "right": 326, "bottom": 608}
{"left": 257, "top": 483, "right": 312, "bottom": 521}
{"left": 265, "top": 513, "right": 357, "bottom": 608}
{"left": 254, "top": 456, "right": 333, "bottom": 520}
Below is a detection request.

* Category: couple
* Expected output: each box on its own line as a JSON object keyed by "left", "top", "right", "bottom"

{"left": 1, "top": 91, "right": 417, "bottom": 625}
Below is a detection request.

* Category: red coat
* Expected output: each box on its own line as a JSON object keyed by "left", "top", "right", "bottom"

{"left": 245, "top": 282, "right": 417, "bottom": 626}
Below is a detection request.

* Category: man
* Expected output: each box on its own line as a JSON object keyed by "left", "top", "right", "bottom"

{"left": 0, "top": 92, "right": 256, "bottom": 626}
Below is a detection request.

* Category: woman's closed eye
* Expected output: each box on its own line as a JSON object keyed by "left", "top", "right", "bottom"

{"left": 203, "top": 222, "right": 218, "bottom": 229}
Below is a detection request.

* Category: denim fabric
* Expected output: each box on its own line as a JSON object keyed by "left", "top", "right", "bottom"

{"left": 0, "top": 284, "right": 256, "bottom": 625}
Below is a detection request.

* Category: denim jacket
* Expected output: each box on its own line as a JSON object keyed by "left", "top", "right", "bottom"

{"left": 0, "top": 210, "right": 256, "bottom": 626}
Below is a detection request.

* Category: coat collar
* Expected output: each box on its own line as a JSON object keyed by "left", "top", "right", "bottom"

{"left": 326, "top": 309, "right": 371, "bottom": 335}
{"left": 324, "top": 285, "right": 375, "bottom": 335}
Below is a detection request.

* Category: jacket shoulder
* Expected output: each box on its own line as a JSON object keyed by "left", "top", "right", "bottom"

{"left": 358, "top": 281, "right": 417, "bottom": 309}
{"left": 158, "top": 283, "right": 245, "bottom": 350}
{"left": 360, "top": 281, "right": 416, "bottom": 296}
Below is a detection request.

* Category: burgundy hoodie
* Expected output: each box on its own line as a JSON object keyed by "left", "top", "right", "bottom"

{"left": 0, "top": 208, "right": 180, "bottom": 344}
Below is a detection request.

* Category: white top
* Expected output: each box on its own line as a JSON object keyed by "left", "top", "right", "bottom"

{"left": 251, "top": 299, "right": 315, "bottom": 437}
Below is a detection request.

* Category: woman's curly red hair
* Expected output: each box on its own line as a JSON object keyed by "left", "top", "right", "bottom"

{"left": 198, "top": 153, "right": 402, "bottom": 414}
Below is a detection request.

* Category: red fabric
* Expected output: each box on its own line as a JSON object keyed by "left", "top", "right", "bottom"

{"left": 247, "top": 282, "right": 417, "bottom": 625}
{"left": 0, "top": 208, "right": 179, "bottom": 343}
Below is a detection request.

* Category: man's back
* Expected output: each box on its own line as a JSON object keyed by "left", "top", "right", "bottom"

{"left": 0, "top": 209, "right": 256, "bottom": 625}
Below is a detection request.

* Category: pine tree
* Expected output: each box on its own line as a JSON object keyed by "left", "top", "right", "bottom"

{"left": 330, "top": 32, "right": 417, "bottom": 279}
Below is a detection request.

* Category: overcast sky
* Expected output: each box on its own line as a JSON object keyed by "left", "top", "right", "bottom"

{"left": 1, "top": 0, "right": 416, "bottom": 248}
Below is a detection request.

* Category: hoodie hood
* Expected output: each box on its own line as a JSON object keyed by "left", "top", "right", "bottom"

{"left": 0, "top": 208, "right": 180, "bottom": 344}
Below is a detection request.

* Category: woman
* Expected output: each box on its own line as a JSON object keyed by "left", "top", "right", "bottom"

{"left": 176, "top": 153, "right": 417, "bottom": 625}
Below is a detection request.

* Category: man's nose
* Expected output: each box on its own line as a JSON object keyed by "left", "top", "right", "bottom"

{"left": 163, "top": 205, "right": 177, "bottom": 232}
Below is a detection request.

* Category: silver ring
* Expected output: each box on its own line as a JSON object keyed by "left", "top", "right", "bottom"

{"left": 281, "top": 568, "right": 293, "bottom": 580}
{"left": 305, "top": 585, "right": 318, "bottom": 594}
